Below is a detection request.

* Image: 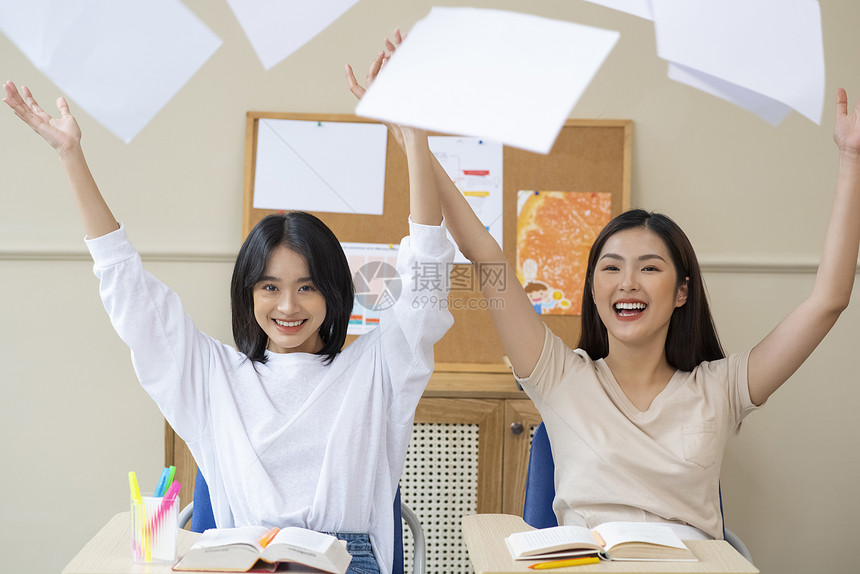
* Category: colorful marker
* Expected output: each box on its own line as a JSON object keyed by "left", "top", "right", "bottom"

{"left": 148, "top": 481, "right": 182, "bottom": 533}
{"left": 165, "top": 466, "right": 176, "bottom": 492}
{"left": 154, "top": 467, "right": 170, "bottom": 497}
{"left": 128, "top": 471, "right": 142, "bottom": 503}
{"left": 260, "top": 527, "right": 280, "bottom": 548}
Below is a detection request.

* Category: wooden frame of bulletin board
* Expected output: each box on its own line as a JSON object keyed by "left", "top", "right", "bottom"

{"left": 242, "top": 112, "right": 631, "bottom": 365}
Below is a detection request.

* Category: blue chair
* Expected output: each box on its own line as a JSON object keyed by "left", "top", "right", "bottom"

{"left": 178, "top": 468, "right": 425, "bottom": 574}
{"left": 523, "top": 422, "right": 753, "bottom": 563}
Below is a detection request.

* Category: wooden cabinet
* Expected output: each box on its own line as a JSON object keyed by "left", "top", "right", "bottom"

{"left": 164, "top": 364, "right": 543, "bottom": 572}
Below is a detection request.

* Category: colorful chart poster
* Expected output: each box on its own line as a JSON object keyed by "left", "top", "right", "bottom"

{"left": 516, "top": 191, "right": 611, "bottom": 315}
{"left": 428, "top": 136, "right": 503, "bottom": 264}
{"left": 342, "top": 242, "right": 400, "bottom": 335}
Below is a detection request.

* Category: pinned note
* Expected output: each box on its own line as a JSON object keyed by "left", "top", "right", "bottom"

{"left": 253, "top": 119, "right": 388, "bottom": 215}
{"left": 427, "top": 136, "right": 503, "bottom": 264}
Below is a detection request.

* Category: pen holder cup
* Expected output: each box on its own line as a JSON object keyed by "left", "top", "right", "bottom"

{"left": 130, "top": 494, "right": 179, "bottom": 563}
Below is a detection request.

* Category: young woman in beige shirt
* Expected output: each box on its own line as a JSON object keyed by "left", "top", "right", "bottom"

{"left": 348, "top": 30, "right": 860, "bottom": 538}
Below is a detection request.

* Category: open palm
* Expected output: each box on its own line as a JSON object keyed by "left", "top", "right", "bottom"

{"left": 834, "top": 88, "right": 860, "bottom": 153}
{"left": 3, "top": 81, "right": 81, "bottom": 152}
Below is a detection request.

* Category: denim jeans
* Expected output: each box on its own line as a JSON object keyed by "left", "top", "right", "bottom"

{"left": 328, "top": 532, "right": 380, "bottom": 574}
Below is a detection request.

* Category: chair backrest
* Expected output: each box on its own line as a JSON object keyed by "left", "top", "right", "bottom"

{"left": 189, "top": 469, "right": 409, "bottom": 574}
{"left": 522, "top": 421, "right": 558, "bottom": 529}
{"left": 189, "top": 468, "right": 216, "bottom": 532}
{"left": 523, "top": 422, "right": 752, "bottom": 563}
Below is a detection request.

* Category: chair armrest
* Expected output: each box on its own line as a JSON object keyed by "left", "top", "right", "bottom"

{"left": 400, "top": 501, "right": 425, "bottom": 574}
{"left": 178, "top": 501, "right": 194, "bottom": 530}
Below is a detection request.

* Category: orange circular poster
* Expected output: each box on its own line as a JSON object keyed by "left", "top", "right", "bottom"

{"left": 517, "top": 190, "right": 612, "bottom": 315}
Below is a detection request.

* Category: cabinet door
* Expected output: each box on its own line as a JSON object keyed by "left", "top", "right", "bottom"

{"left": 403, "top": 398, "right": 505, "bottom": 574}
{"left": 502, "top": 399, "right": 542, "bottom": 516}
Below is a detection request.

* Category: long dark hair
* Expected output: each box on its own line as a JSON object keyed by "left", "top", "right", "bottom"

{"left": 578, "top": 209, "right": 724, "bottom": 371}
{"left": 230, "top": 212, "right": 354, "bottom": 365}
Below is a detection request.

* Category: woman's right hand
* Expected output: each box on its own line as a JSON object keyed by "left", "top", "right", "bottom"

{"left": 345, "top": 28, "right": 404, "bottom": 101}
{"left": 345, "top": 29, "right": 408, "bottom": 149}
{"left": 3, "top": 81, "right": 82, "bottom": 154}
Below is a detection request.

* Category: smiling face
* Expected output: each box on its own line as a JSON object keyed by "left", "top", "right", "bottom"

{"left": 591, "top": 227, "right": 688, "bottom": 350}
{"left": 252, "top": 245, "right": 327, "bottom": 355}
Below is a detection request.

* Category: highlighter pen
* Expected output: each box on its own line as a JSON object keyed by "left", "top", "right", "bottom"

{"left": 259, "top": 527, "right": 280, "bottom": 548}
{"left": 165, "top": 466, "right": 176, "bottom": 491}
{"left": 154, "top": 467, "right": 170, "bottom": 497}
{"left": 528, "top": 555, "right": 600, "bottom": 570}
{"left": 128, "top": 471, "right": 142, "bottom": 503}
{"left": 163, "top": 480, "right": 182, "bottom": 504}
{"left": 148, "top": 481, "right": 182, "bottom": 533}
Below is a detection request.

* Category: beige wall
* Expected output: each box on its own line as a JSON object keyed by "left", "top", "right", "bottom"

{"left": 1, "top": 1, "right": 858, "bottom": 572}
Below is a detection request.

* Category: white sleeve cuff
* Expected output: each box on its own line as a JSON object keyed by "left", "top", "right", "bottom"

{"left": 84, "top": 223, "right": 137, "bottom": 267}
{"left": 406, "top": 216, "right": 454, "bottom": 258}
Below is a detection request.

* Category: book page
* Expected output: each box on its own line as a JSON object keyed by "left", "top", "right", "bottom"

{"left": 506, "top": 525, "right": 601, "bottom": 557}
{"left": 270, "top": 527, "right": 333, "bottom": 553}
{"left": 191, "top": 525, "right": 269, "bottom": 550}
{"left": 594, "top": 522, "right": 687, "bottom": 550}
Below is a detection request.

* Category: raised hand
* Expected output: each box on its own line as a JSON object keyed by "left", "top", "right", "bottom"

{"left": 3, "top": 81, "right": 82, "bottom": 153}
{"left": 345, "top": 29, "right": 410, "bottom": 149}
{"left": 834, "top": 88, "right": 860, "bottom": 155}
{"left": 345, "top": 28, "right": 404, "bottom": 101}
{"left": 4, "top": 80, "right": 118, "bottom": 237}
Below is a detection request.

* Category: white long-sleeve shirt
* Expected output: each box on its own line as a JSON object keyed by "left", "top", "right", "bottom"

{"left": 86, "top": 220, "right": 454, "bottom": 574}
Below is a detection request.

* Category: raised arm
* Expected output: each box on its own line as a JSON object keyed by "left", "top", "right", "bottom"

{"left": 3, "top": 81, "right": 118, "bottom": 239}
{"left": 747, "top": 88, "right": 860, "bottom": 405}
{"left": 346, "top": 35, "right": 546, "bottom": 377}
{"left": 401, "top": 126, "right": 442, "bottom": 225}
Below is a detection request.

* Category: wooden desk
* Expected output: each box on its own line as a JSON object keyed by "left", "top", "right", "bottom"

{"left": 63, "top": 512, "right": 199, "bottom": 574}
{"left": 461, "top": 515, "right": 759, "bottom": 574}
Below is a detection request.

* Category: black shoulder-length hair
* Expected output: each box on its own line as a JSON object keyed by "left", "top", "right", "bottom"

{"left": 230, "top": 212, "right": 354, "bottom": 365}
{"left": 578, "top": 209, "right": 724, "bottom": 371}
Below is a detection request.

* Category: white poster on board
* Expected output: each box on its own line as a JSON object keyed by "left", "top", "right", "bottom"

{"left": 253, "top": 119, "right": 388, "bottom": 215}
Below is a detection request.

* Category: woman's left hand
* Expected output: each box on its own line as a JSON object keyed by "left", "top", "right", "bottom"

{"left": 834, "top": 88, "right": 860, "bottom": 156}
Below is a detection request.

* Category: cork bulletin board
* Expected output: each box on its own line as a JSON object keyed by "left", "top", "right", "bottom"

{"left": 242, "top": 112, "right": 631, "bottom": 364}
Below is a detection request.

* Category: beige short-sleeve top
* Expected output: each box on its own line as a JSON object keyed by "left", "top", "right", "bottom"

{"left": 516, "top": 325, "right": 759, "bottom": 539}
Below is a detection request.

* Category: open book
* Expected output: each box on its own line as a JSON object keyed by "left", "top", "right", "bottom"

{"left": 173, "top": 526, "right": 352, "bottom": 573}
{"left": 505, "top": 522, "right": 698, "bottom": 562}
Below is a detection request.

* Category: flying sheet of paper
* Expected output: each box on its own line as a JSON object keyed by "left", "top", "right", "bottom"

{"left": 582, "top": 0, "right": 653, "bottom": 20}
{"left": 0, "top": 0, "right": 221, "bottom": 142}
{"left": 355, "top": 7, "right": 620, "bottom": 154}
{"left": 344, "top": 242, "right": 400, "bottom": 335}
{"left": 428, "top": 136, "right": 503, "bottom": 264}
{"left": 253, "top": 119, "right": 388, "bottom": 215}
{"left": 225, "top": 0, "right": 360, "bottom": 70}
{"left": 667, "top": 63, "right": 792, "bottom": 126}
{"left": 652, "top": 0, "right": 824, "bottom": 125}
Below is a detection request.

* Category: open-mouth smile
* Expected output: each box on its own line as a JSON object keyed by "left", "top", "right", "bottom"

{"left": 614, "top": 302, "right": 647, "bottom": 317}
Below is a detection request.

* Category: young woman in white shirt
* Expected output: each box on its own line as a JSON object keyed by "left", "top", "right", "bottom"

{"left": 348, "top": 32, "right": 860, "bottom": 540}
{"left": 4, "top": 80, "right": 455, "bottom": 574}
